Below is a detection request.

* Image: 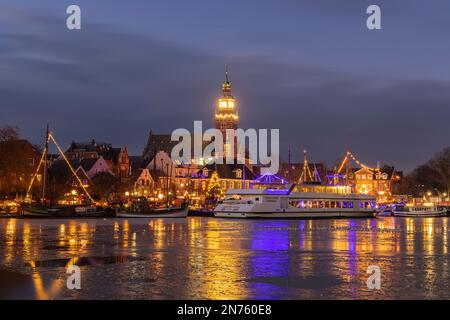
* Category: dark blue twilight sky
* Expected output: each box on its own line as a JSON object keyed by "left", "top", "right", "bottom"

{"left": 0, "top": 0, "right": 449, "bottom": 172}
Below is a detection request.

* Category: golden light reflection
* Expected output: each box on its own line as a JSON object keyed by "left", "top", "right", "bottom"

{"left": 22, "top": 223, "right": 31, "bottom": 258}
{"left": 122, "top": 220, "right": 129, "bottom": 248}
{"left": 200, "top": 219, "right": 247, "bottom": 299}
{"left": 423, "top": 218, "right": 434, "bottom": 255}
{"left": 31, "top": 258, "right": 76, "bottom": 300}
{"left": 113, "top": 221, "right": 119, "bottom": 241}
{"left": 59, "top": 223, "right": 66, "bottom": 247}
{"left": 4, "top": 219, "right": 16, "bottom": 263}
{"left": 443, "top": 225, "right": 448, "bottom": 255}
{"left": 149, "top": 220, "right": 165, "bottom": 250}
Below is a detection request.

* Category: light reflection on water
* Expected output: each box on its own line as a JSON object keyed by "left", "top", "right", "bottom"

{"left": 0, "top": 217, "right": 449, "bottom": 299}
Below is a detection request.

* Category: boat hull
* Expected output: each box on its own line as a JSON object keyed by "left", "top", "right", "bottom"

{"left": 22, "top": 206, "right": 105, "bottom": 218}
{"left": 214, "top": 210, "right": 376, "bottom": 219}
{"left": 393, "top": 210, "right": 446, "bottom": 217}
{"left": 117, "top": 207, "right": 188, "bottom": 218}
{"left": 22, "top": 207, "right": 59, "bottom": 218}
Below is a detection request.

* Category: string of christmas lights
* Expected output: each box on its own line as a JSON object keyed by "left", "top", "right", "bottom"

{"left": 49, "top": 133, "right": 95, "bottom": 203}
{"left": 26, "top": 146, "right": 47, "bottom": 196}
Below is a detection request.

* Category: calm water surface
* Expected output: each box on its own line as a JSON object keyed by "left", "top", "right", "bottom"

{"left": 0, "top": 217, "right": 449, "bottom": 299}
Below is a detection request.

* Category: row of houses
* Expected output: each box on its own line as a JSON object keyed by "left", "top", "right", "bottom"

{"left": 0, "top": 136, "right": 403, "bottom": 204}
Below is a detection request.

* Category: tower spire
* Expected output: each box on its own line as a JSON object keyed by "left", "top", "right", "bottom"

{"left": 225, "top": 64, "right": 229, "bottom": 82}
{"left": 222, "top": 65, "right": 232, "bottom": 97}
{"left": 215, "top": 67, "right": 238, "bottom": 158}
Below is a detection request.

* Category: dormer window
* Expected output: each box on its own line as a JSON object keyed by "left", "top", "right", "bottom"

{"left": 202, "top": 168, "right": 209, "bottom": 177}
{"left": 235, "top": 169, "right": 242, "bottom": 179}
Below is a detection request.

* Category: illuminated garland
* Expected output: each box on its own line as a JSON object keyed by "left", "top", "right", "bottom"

{"left": 336, "top": 151, "right": 376, "bottom": 174}
{"left": 49, "top": 134, "right": 95, "bottom": 203}
{"left": 215, "top": 114, "right": 239, "bottom": 120}
{"left": 347, "top": 152, "right": 375, "bottom": 171}
{"left": 26, "top": 146, "right": 47, "bottom": 196}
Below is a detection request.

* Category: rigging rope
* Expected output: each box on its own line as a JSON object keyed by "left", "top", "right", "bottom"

{"left": 49, "top": 134, "right": 95, "bottom": 203}
{"left": 26, "top": 147, "right": 47, "bottom": 196}
{"left": 336, "top": 150, "right": 375, "bottom": 174}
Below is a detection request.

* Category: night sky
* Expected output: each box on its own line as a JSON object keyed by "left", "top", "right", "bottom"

{"left": 1, "top": 0, "right": 449, "bottom": 172}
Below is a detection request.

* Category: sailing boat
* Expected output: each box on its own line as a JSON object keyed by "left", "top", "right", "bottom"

{"left": 21, "top": 125, "right": 105, "bottom": 218}
{"left": 116, "top": 197, "right": 188, "bottom": 218}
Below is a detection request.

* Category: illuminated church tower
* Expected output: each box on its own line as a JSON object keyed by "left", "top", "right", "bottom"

{"left": 215, "top": 66, "right": 238, "bottom": 158}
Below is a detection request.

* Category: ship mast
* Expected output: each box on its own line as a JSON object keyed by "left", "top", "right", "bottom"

{"left": 345, "top": 145, "right": 350, "bottom": 186}
{"left": 41, "top": 123, "right": 49, "bottom": 207}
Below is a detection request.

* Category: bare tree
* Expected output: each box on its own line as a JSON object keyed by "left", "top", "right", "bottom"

{"left": 0, "top": 125, "right": 19, "bottom": 142}
{"left": 428, "top": 147, "right": 450, "bottom": 195}
{"left": 408, "top": 147, "right": 450, "bottom": 196}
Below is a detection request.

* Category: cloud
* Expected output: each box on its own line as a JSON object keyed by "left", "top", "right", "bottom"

{"left": 0, "top": 5, "right": 449, "bottom": 172}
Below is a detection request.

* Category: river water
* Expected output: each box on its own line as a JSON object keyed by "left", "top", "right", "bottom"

{"left": 0, "top": 216, "right": 449, "bottom": 299}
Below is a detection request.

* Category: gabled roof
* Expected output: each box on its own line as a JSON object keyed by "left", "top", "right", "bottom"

{"left": 351, "top": 165, "right": 397, "bottom": 180}
{"left": 142, "top": 131, "right": 178, "bottom": 166}
{"left": 129, "top": 156, "right": 146, "bottom": 181}
{"left": 49, "top": 158, "right": 101, "bottom": 184}
{"left": 66, "top": 140, "right": 110, "bottom": 152}
{"left": 100, "top": 147, "right": 122, "bottom": 163}
{"left": 149, "top": 169, "right": 166, "bottom": 181}
{"left": 142, "top": 130, "right": 211, "bottom": 167}
{"left": 0, "top": 139, "right": 41, "bottom": 155}
{"left": 65, "top": 140, "right": 126, "bottom": 164}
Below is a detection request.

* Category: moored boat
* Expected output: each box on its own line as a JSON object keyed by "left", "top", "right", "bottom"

{"left": 20, "top": 125, "right": 104, "bottom": 219}
{"left": 188, "top": 208, "right": 215, "bottom": 217}
{"left": 214, "top": 182, "right": 377, "bottom": 219}
{"left": 22, "top": 205, "right": 105, "bottom": 218}
{"left": 392, "top": 204, "right": 446, "bottom": 217}
{"left": 116, "top": 197, "right": 188, "bottom": 218}
{"left": 116, "top": 207, "right": 188, "bottom": 218}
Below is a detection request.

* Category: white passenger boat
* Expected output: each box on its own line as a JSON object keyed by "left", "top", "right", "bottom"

{"left": 392, "top": 204, "right": 446, "bottom": 217}
{"left": 214, "top": 183, "right": 377, "bottom": 219}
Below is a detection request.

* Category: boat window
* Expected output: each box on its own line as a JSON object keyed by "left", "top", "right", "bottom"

{"left": 289, "top": 200, "right": 306, "bottom": 208}
{"left": 289, "top": 200, "right": 298, "bottom": 207}
{"left": 343, "top": 201, "right": 354, "bottom": 209}
{"left": 359, "top": 202, "right": 370, "bottom": 208}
